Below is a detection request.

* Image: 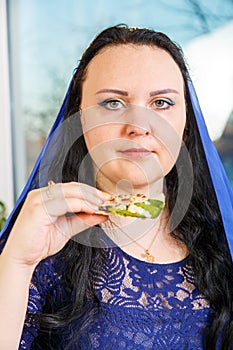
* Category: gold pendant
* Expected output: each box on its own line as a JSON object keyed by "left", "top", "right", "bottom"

{"left": 142, "top": 249, "right": 155, "bottom": 263}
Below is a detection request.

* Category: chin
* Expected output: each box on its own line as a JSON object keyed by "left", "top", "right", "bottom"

{"left": 96, "top": 160, "right": 165, "bottom": 192}
{"left": 115, "top": 173, "right": 164, "bottom": 191}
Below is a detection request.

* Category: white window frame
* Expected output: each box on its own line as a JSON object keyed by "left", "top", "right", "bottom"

{"left": 0, "top": 0, "right": 14, "bottom": 213}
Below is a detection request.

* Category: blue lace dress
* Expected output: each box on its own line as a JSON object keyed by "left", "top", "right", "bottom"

{"left": 18, "top": 243, "right": 215, "bottom": 350}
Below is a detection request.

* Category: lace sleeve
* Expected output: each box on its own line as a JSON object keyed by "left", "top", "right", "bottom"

{"left": 0, "top": 228, "right": 62, "bottom": 349}
{"left": 19, "top": 257, "right": 61, "bottom": 350}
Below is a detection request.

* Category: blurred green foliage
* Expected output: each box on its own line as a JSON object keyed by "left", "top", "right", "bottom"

{"left": 0, "top": 201, "right": 7, "bottom": 230}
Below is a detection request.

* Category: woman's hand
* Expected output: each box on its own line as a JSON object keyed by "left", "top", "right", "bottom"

{"left": 2, "top": 182, "right": 110, "bottom": 268}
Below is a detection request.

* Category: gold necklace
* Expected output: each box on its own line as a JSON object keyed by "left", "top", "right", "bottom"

{"left": 103, "top": 218, "right": 161, "bottom": 263}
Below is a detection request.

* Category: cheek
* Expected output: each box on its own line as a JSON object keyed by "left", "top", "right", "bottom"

{"left": 174, "top": 115, "right": 186, "bottom": 138}
{"left": 167, "top": 104, "right": 186, "bottom": 134}
{"left": 82, "top": 126, "right": 117, "bottom": 154}
{"left": 159, "top": 146, "right": 179, "bottom": 176}
{"left": 152, "top": 112, "right": 186, "bottom": 176}
{"left": 153, "top": 113, "right": 185, "bottom": 151}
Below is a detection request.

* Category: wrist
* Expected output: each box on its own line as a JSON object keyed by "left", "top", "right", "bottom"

{"left": 0, "top": 251, "right": 37, "bottom": 279}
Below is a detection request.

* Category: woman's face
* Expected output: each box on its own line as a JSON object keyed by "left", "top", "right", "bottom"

{"left": 80, "top": 44, "right": 186, "bottom": 194}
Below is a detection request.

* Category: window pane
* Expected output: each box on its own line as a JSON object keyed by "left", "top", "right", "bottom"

{"left": 7, "top": 0, "right": 233, "bottom": 199}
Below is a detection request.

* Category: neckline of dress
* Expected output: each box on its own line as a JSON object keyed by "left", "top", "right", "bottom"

{"left": 117, "top": 245, "right": 190, "bottom": 267}
{"left": 100, "top": 228, "right": 190, "bottom": 267}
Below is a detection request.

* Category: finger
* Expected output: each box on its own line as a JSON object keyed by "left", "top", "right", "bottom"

{"left": 62, "top": 182, "right": 112, "bottom": 203}
{"left": 65, "top": 213, "right": 108, "bottom": 239}
{"left": 43, "top": 197, "right": 102, "bottom": 219}
{"left": 41, "top": 182, "right": 111, "bottom": 204}
{"left": 76, "top": 213, "right": 108, "bottom": 227}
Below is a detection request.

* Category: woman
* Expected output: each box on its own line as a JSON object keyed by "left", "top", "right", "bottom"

{"left": 0, "top": 25, "right": 233, "bottom": 349}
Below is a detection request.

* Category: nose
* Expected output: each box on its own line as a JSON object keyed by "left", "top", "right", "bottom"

{"left": 125, "top": 124, "right": 150, "bottom": 137}
{"left": 123, "top": 105, "right": 152, "bottom": 137}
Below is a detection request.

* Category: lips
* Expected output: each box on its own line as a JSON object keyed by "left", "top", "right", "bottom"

{"left": 119, "top": 148, "right": 154, "bottom": 158}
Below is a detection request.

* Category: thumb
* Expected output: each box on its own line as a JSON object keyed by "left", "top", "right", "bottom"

{"left": 67, "top": 213, "right": 108, "bottom": 238}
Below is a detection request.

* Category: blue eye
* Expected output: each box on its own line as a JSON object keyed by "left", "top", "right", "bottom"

{"left": 98, "top": 99, "right": 124, "bottom": 110}
{"left": 153, "top": 98, "right": 175, "bottom": 109}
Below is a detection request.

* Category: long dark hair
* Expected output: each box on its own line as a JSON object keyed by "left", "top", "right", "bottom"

{"left": 37, "top": 25, "right": 233, "bottom": 349}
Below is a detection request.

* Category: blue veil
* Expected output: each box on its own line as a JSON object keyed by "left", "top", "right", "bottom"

{"left": 0, "top": 73, "right": 233, "bottom": 260}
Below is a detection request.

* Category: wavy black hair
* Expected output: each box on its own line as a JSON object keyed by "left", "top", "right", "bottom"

{"left": 35, "top": 25, "right": 233, "bottom": 349}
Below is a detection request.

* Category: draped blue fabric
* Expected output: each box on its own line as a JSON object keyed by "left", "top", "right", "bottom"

{"left": 187, "top": 75, "right": 233, "bottom": 258}
{"left": 0, "top": 74, "right": 232, "bottom": 261}
{"left": 0, "top": 81, "right": 72, "bottom": 238}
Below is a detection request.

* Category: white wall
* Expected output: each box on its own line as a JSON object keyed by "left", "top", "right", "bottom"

{"left": 0, "top": 0, "right": 14, "bottom": 213}
{"left": 184, "top": 21, "right": 233, "bottom": 141}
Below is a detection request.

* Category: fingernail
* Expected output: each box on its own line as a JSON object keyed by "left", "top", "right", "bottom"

{"left": 101, "top": 192, "right": 112, "bottom": 200}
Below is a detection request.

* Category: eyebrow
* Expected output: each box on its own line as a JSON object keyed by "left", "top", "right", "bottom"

{"left": 96, "top": 89, "right": 128, "bottom": 96}
{"left": 95, "top": 88, "right": 179, "bottom": 96}
{"left": 150, "top": 88, "right": 179, "bottom": 96}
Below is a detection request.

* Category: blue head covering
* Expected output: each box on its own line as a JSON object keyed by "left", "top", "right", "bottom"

{"left": 187, "top": 75, "right": 233, "bottom": 258}
{"left": 0, "top": 82, "right": 72, "bottom": 241}
{"left": 1, "top": 72, "right": 233, "bottom": 260}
